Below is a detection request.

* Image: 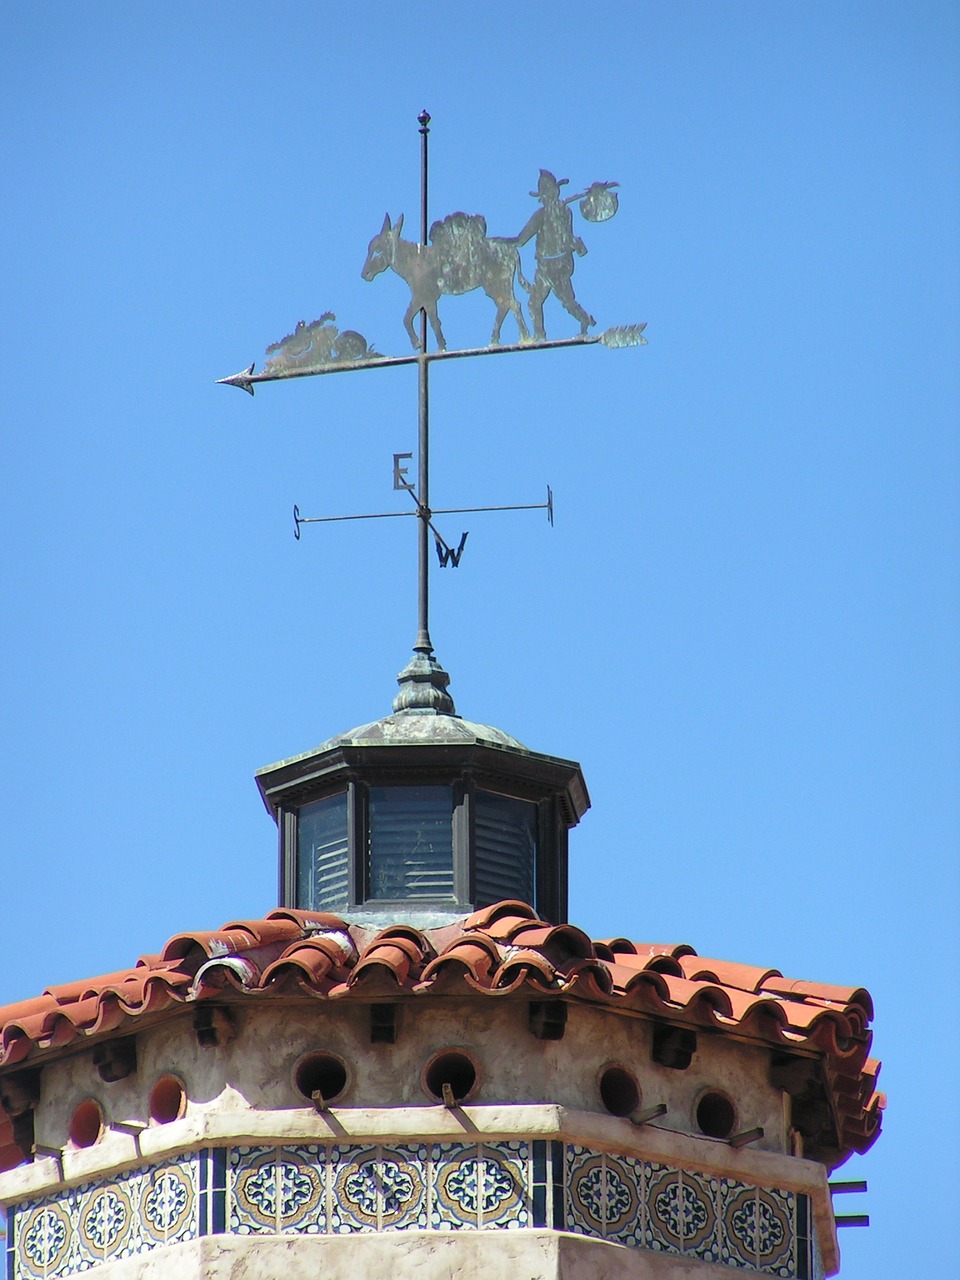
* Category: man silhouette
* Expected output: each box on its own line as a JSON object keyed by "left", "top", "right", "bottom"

{"left": 516, "top": 169, "right": 596, "bottom": 341}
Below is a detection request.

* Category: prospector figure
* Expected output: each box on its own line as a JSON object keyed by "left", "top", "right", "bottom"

{"left": 516, "top": 169, "right": 596, "bottom": 341}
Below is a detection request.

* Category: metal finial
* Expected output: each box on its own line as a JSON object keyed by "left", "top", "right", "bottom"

{"left": 393, "top": 650, "right": 455, "bottom": 715}
{"left": 418, "top": 109, "right": 431, "bottom": 131}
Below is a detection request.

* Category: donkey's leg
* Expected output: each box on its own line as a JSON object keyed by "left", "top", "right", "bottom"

{"left": 427, "top": 301, "right": 446, "bottom": 352}
{"left": 490, "top": 296, "right": 509, "bottom": 346}
{"left": 510, "top": 293, "right": 530, "bottom": 342}
{"left": 403, "top": 300, "right": 422, "bottom": 351}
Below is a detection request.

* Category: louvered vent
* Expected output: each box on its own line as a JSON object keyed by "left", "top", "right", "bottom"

{"left": 297, "top": 793, "right": 349, "bottom": 910}
{"left": 368, "top": 785, "right": 455, "bottom": 900}
{"left": 474, "top": 791, "right": 537, "bottom": 907}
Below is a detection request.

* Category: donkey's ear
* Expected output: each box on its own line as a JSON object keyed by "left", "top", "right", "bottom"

{"left": 380, "top": 212, "right": 391, "bottom": 233}
{"left": 394, "top": 212, "right": 404, "bottom": 237}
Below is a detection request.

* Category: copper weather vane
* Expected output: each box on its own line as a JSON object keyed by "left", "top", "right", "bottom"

{"left": 218, "top": 111, "right": 646, "bottom": 676}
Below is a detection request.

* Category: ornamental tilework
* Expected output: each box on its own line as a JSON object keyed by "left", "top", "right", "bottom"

{"left": 479, "top": 1143, "right": 529, "bottom": 1230}
{"left": 9, "top": 1142, "right": 815, "bottom": 1279}
{"left": 332, "top": 1145, "right": 427, "bottom": 1234}
{"left": 229, "top": 1147, "right": 278, "bottom": 1235}
{"left": 565, "top": 1145, "right": 602, "bottom": 1239}
{"left": 566, "top": 1147, "right": 642, "bottom": 1246}
{"left": 431, "top": 1143, "right": 528, "bottom": 1231}
{"left": 603, "top": 1154, "right": 643, "bottom": 1249}
{"left": 140, "top": 1156, "right": 198, "bottom": 1247}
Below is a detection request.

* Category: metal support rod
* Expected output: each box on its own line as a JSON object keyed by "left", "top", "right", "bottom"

{"left": 829, "top": 1181, "right": 868, "bottom": 1194}
{"left": 630, "top": 1103, "right": 667, "bottom": 1127}
{"left": 835, "top": 1215, "right": 870, "bottom": 1228}
{"left": 415, "top": 108, "right": 432, "bottom": 655}
{"left": 728, "top": 1126, "right": 764, "bottom": 1148}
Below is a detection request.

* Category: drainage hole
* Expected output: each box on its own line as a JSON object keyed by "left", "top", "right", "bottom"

{"left": 295, "top": 1052, "right": 348, "bottom": 1104}
{"left": 599, "top": 1065, "right": 640, "bottom": 1117}
{"left": 69, "top": 1099, "right": 104, "bottom": 1148}
{"left": 696, "top": 1090, "right": 736, "bottom": 1139}
{"left": 424, "top": 1050, "right": 477, "bottom": 1103}
{"left": 149, "top": 1075, "right": 186, "bottom": 1124}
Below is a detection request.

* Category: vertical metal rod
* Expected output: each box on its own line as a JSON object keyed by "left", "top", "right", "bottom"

{"left": 415, "top": 109, "right": 432, "bottom": 655}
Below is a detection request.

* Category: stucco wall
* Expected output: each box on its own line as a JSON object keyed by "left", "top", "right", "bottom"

{"left": 31, "top": 998, "right": 788, "bottom": 1157}
{"left": 47, "top": 1230, "right": 794, "bottom": 1280}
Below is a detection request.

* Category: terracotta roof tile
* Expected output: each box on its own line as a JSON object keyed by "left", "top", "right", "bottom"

{"left": 0, "top": 903, "right": 882, "bottom": 1172}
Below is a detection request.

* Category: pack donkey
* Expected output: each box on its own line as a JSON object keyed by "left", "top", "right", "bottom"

{"left": 361, "top": 211, "right": 530, "bottom": 351}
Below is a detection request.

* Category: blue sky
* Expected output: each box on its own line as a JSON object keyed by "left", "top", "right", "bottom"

{"left": 2, "top": 4, "right": 958, "bottom": 1274}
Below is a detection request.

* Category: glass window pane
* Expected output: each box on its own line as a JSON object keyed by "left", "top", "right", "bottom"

{"left": 368, "top": 785, "right": 454, "bottom": 900}
{"left": 297, "top": 793, "right": 349, "bottom": 911}
{"left": 475, "top": 791, "right": 537, "bottom": 907}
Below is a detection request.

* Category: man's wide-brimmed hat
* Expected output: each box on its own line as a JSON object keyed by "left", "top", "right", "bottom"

{"left": 530, "top": 168, "right": 569, "bottom": 198}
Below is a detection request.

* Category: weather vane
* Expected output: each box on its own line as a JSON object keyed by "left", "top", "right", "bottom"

{"left": 218, "top": 111, "right": 645, "bottom": 703}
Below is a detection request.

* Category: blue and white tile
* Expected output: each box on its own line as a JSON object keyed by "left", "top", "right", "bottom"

{"left": 755, "top": 1186, "right": 795, "bottom": 1277}
{"left": 646, "top": 1163, "right": 683, "bottom": 1255}
{"left": 479, "top": 1142, "right": 528, "bottom": 1230}
{"left": 76, "top": 1176, "right": 137, "bottom": 1264}
{"left": 604, "top": 1154, "right": 643, "bottom": 1247}
{"left": 378, "top": 1145, "right": 428, "bottom": 1231}
{"left": 16, "top": 1196, "right": 73, "bottom": 1279}
{"left": 565, "top": 1146, "right": 605, "bottom": 1239}
{"left": 331, "top": 1146, "right": 379, "bottom": 1233}
{"left": 431, "top": 1143, "right": 481, "bottom": 1230}
{"left": 679, "top": 1169, "right": 720, "bottom": 1262}
{"left": 718, "top": 1179, "right": 759, "bottom": 1270}
{"left": 140, "top": 1157, "right": 197, "bottom": 1246}
{"left": 230, "top": 1147, "right": 280, "bottom": 1234}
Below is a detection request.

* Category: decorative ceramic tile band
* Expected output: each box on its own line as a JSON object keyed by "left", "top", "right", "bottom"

{"left": 7, "top": 1143, "right": 819, "bottom": 1279}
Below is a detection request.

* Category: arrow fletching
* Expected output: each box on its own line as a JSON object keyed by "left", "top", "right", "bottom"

{"left": 599, "top": 325, "right": 647, "bottom": 349}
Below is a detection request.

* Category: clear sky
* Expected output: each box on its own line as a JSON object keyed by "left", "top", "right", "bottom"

{"left": 2, "top": 4, "right": 958, "bottom": 1275}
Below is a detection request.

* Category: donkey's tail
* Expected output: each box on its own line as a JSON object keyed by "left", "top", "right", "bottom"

{"left": 514, "top": 249, "right": 531, "bottom": 293}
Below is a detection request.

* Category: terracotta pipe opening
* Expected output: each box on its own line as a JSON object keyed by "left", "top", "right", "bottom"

{"left": 149, "top": 1075, "right": 186, "bottom": 1125}
{"left": 599, "top": 1064, "right": 641, "bottom": 1118}
{"left": 295, "top": 1052, "right": 348, "bottom": 1108}
{"left": 68, "top": 1099, "right": 104, "bottom": 1149}
{"left": 696, "top": 1090, "right": 737, "bottom": 1139}
{"left": 423, "top": 1050, "right": 477, "bottom": 1104}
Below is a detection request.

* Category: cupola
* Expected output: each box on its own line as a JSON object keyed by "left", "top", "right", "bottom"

{"left": 256, "top": 650, "right": 589, "bottom": 924}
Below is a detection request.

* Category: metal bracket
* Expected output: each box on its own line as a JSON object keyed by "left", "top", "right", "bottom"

{"left": 630, "top": 1103, "right": 667, "bottom": 1127}
{"left": 728, "top": 1126, "right": 764, "bottom": 1148}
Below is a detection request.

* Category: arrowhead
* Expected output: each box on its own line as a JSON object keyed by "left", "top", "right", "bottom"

{"left": 216, "top": 363, "right": 256, "bottom": 395}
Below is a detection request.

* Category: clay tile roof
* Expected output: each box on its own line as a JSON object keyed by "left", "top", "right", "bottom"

{"left": 679, "top": 956, "right": 782, "bottom": 992}
{"left": 0, "top": 901, "right": 882, "bottom": 1172}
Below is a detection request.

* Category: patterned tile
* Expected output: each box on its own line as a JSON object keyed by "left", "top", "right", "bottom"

{"left": 432, "top": 1143, "right": 481, "bottom": 1230}
{"left": 565, "top": 1145, "right": 603, "bottom": 1239}
{"left": 718, "top": 1179, "right": 760, "bottom": 1270}
{"left": 680, "top": 1169, "right": 720, "bottom": 1262}
{"left": 479, "top": 1143, "right": 528, "bottom": 1229}
{"left": 4, "top": 1142, "right": 815, "bottom": 1278}
{"left": 380, "top": 1145, "right": 428, "bottom": 1231}
{"left": 76, "top": 1175, "right": 138, "bottom": 1263}
{"left": 331, "top": 1145, "right": 379, "bottom": 1233}
{"left": 139, "top": 1157, "right": 197, "bottom": 1246}
{"left": 230, "top": 1146, "right": 280, "bottom": 1235}
{"left": 756, "top": 1187, "right": 795, "bottom": 1277}
{"left": 284, "top": 1146, "right": 326, "bottom": 1235}
{"left": 16, "top": 1199, "right": 73, "bottom": 1278}
{"left": 604, "top": 1154, "right": 643, "bottom": 1247}
{"left": 646, "top": 1163, "right": 682, "bottom": 1255}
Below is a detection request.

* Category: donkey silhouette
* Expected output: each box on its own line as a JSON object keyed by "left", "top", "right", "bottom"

{"left": 361, "top": 212, "right": 530, "bottom": 351}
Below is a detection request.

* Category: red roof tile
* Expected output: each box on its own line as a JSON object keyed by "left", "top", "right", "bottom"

{"left": 0, "top": 902, "right": 882, "bottom": 1172}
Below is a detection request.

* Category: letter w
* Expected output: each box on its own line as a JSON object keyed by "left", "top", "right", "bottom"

{"left": 435, "top": 532, "right": 469, "bottom": 568}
